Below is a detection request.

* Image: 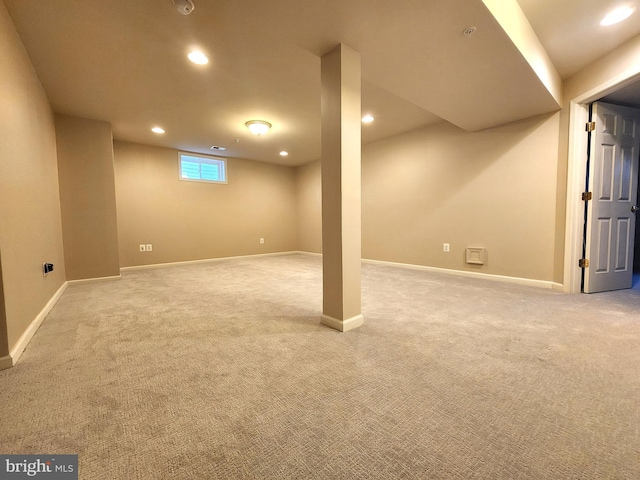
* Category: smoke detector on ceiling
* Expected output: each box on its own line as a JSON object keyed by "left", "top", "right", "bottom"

{"left": 173, "top": 0, "right": 195, "bottom": 15}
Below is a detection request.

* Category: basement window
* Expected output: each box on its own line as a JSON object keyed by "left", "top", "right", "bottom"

{"left": 179, "top": 152, "right": 227, "bottom": 184}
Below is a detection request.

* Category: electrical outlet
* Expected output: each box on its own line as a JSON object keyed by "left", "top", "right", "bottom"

{"left": 443, "top": 243, "right": 450, "bottom": 252}
{"left": 260, "top": 238, "right": 265, "bottom": 244}
{"left": 43, "top": 263, "right": 54, "bottom": 277}
{"left": 139, "top": 244, "right": 146, "bottom": 252}
{"left": 146, "top": 244, "right": 153, "bottom": 252}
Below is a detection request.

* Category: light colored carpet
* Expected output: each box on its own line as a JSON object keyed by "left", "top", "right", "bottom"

{"left": 0, "top": 254, "right": 639, "bottom": 479}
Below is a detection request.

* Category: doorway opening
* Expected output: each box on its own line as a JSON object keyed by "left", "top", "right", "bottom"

{"left": 598, "top": 85, "right": 640, "bottom": 289}
{"left": 580, "top": 101, "right": 640, "bottom": 293}
{"left": 565, "top": 72, "right": 640, "bottom": 293}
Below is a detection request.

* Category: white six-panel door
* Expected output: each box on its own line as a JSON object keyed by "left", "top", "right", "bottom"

{"left": 584, "top": 102, "right": 640, "bottom": 293}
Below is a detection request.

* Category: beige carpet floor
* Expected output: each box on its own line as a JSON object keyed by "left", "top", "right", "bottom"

{"left": 0, "top": 253, "right": 639, "bottom": 479}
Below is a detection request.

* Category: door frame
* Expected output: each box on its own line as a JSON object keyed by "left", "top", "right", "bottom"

{"left": 565, "top": 70, "right": 640, "bottom": 293}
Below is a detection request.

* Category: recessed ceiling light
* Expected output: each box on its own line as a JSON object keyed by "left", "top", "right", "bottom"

{"left": 151, "top": 126, "right": 165, "bottom": 134}
{"left": 600, "top": 6, "right": 636, "bottom": 26}
{"left": 279, "top": 151, "right": 289, "bottom": 156}
{"left": 188, "top": 50, "right": 209, "bottom": 65}
{"left": 245, "top": 120, "right": 272, "bottom": 136}
{"left": 173, "top": 0, "right": 195, "bottom": 15}
{"left": 362, "top": 114, "right": 374, "bottom": 123}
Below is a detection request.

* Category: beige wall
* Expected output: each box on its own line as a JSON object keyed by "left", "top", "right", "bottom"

{"left": 114, "top": 142, "right": 297, "bottom": 267}
{"left": 297, "top": 113, "right": 560, "bottom": 281}
{"left": 56, "top": 115, "right": 120, "bottom": 280}
{"left": 0, "top": 1, "right": 65, "bottom": 354}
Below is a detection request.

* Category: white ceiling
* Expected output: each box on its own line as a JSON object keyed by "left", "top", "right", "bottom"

{"left": 517, "top": 0, "right": 640, "bottom": 79}
{"left": 4, "top": 0, "right": 640, "bottom": 166}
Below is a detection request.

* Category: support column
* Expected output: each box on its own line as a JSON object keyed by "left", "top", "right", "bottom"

{"left": 320, "top": 44, "right": 363, "bottom": 332}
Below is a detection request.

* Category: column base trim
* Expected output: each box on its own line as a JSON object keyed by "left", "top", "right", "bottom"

{"left": 0, "top": 354, "right": 12, "bottom": 371}
{"left": 321, "top": 314, "right": 364, "bottom": 332}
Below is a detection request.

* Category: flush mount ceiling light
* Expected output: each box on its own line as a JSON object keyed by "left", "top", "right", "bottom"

{"left": 362, "top": 114, "right": 375, "bottom": 123}
{"left": 279, "top": 151, "right": 289, "bottom": 156}
{"left": 188, "top": 50, "right": 208, "bottom": 65}
{"left": 600, "top": 6, "right": 636, "bottom": 26}
{"left": 151, "top": 126, "right": 165, "bottom": 134}
{"left": 245, "top": 120, "right": 272, "bottom": 136}
{"left": 173, "top": 0, "right": 195, "bottom": 15}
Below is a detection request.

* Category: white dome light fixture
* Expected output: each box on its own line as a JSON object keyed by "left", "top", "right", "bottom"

{"left": 188, "top": 50, "right": 209, "bottom": 65}
{"left": 151, "top": 126, "right": 165, "bottom": 134}
{"left": 245, "top": 120, "right": 272, "bottom": 136}
{"left": 600, "top": 6, "right": 636, "bottom": 26}
{"left": 362, "top": 114, "right": 375, "bottom": 123}
{"left": 279, "top": 151, "right": 289, "bottom": 156}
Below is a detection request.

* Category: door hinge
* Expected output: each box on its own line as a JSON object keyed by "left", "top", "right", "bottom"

{"left": 582, "top": 191, "right": 593, "bottom": 201}
{"left": 586, "top": 121, "right": 596, "bottom": 132}
{"left": 579, "top": 258, "right": 589, "bottom": 268}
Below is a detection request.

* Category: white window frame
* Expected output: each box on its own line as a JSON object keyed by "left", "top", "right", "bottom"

{"left": 178, "top": 152, "right": 227, "bottom": 184}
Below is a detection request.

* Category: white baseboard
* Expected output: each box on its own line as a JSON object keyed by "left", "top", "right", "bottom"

{"left": 67, "top": 274, "right": 121, "bottom": 285}
{"left": 362, "top": 258, "right": 557, "bottom": 289}
{"left": 294, "top": 251, "right": 558, "bottom": 290}
{"left": 120, "top": 251, "right": 301, "bottom": 272}
{"left": 293, "top": 251, "right": 564, "bottom": 292}
{"left": 7, "top": 281, "right": 68, "bottom": 368}
{"left": 293, "top": 251, "right": 322, "bottom": 257}
{"left": 0, "top": 354, "right": 12, "bottom": 371}
{"left": 321, "top": 314, "right": 364, "bottom": 332}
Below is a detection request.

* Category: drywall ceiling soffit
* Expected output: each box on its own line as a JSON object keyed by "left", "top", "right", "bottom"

{"left": 4, "top": 0, "right": 559, "bottom": 166}
{"left": 482, "top": 0, "right": 562, "bottom": 106}
{"left": 228, "top": 0, "right": 561, "bottom": 131}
